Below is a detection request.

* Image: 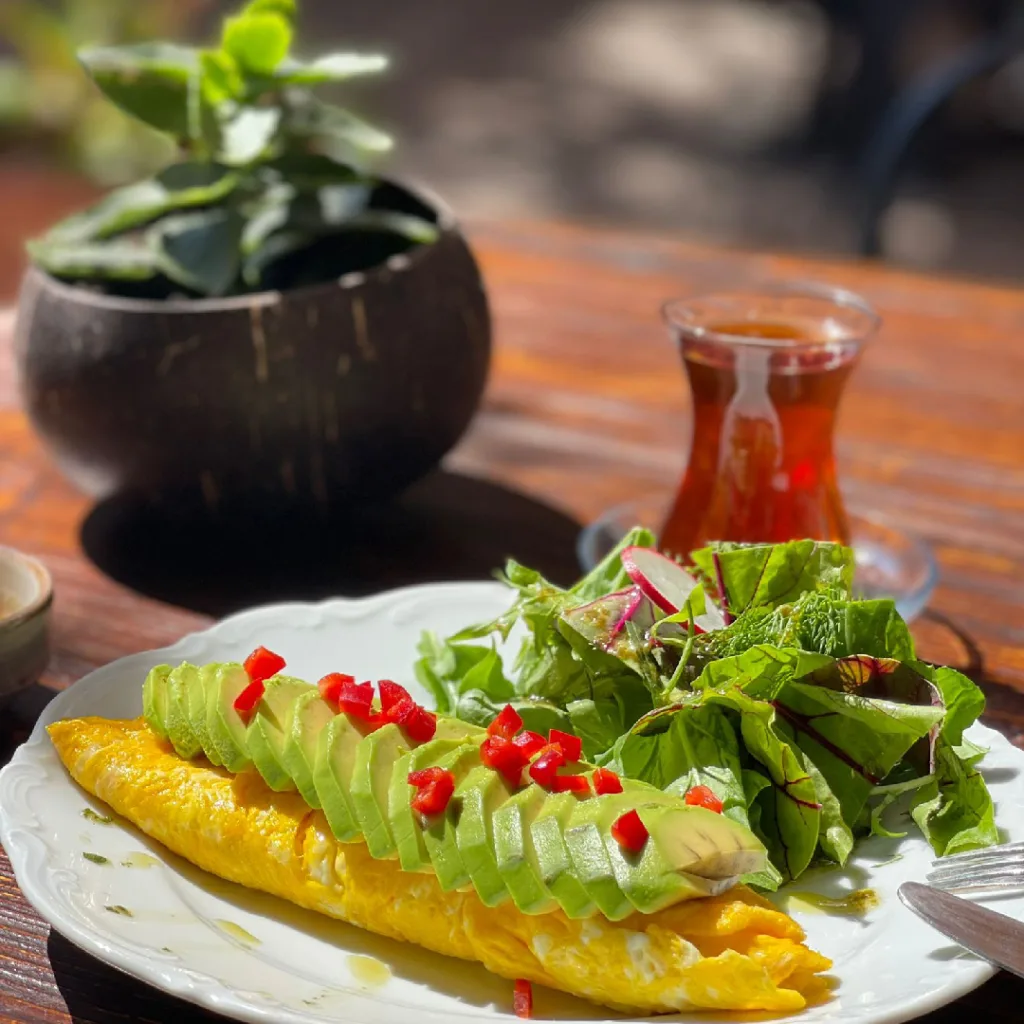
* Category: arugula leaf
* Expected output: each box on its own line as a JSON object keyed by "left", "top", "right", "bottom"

{"left": 413, "top": 632, "right": 494, "bottom": 713}
{"left": 690, "top": 540, "right": 854, "bottom": 615}
{"left": 911, "top": 738, "right": 1000, "bottom": 855}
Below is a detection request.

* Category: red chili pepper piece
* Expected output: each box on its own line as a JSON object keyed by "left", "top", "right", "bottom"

{"left": 317, "top": 672, "right": 355, "bottom": 705}
{"left": 403, "top": 705, "right": 438, "bottom": 743}
{"left": 512, "top": 730, "right": 546, "bottom": 758}
{"left": 592, "top": 767, "right": 623, "bottom": 795}
{"left": 481, "top": 735, "right": 528, "bottom": 788}
{"left": 385, "top": 697, "right": 437, "bottom": 743}
{"left": 548, "top": 729, "right": 582, "bottom": 762}
{"left": 513, "top": 978, "right": 533, "bottom": 1019}
{"left": 338, "top": 680, "right": 378, "bottom": 724}
{"left": 379, "top": 679, "right": 412, "bottom": 713}
{"left": 684, "top": 784, "right": 724, "bottom": 814}
{"left": 408, "top": 766, "right": 448, "bottom": 787}
{"left": 527, "top": 744, "right": 566, "bottom": 789}
{"left": 409, "top": 767, "right": 456, "bottom": 816}
{"left": 488, "top": 704, "right": 524, "bottom": 740}
{"left": 611, "top": 809, "right": 649, "bottom": 853}
{"left": 243, "top": 646, "right": 286, "bottom": 684}
{"left": 553, "top": 773, "right": 591, "bottom": 794}
{"left": 232, "top": 679, "right": 265, "bottom": 722}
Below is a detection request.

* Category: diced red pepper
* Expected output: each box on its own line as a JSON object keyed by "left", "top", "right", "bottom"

{"left": 232, "top": 679, "right": 265, "bottom": 722}
{"left": 553, "top": 773, "right": 591, "bottom": 794}
{"left": 611, "top": 809, "right": 649, "bottom": 853}
{"left": 513, "top": 978, "right": 533, "bottom": 1019}
{"left": 408, "top": 766, "right": 447, "bottom": 787}
{"left": 684, "top": 785, "right": 724, "bottom": 814}
{"left": 409, "top": 767, "right": 456, "bottom": 816}
{"left": 243, "top": 646, "right": 286, "bottom": 684}
{"left": 488, "top": 704, "right": 524, "bottom": 740}
{"left": 403, "top": 705, "right": 437, "bottom": 743}
{"left": 548, "top": 729, "right": 582, "bottom": 762}
{"left": 338, "top": 680, "right": 379, "bottom": 725}
{"left": 592, "top": 767, "right": 623, "bottom": 795}
{"left": 527, "top": 744, "right": 566, "bottom": 789}
{"left": 481, "top": 735, "right": 528, "bottom": 788}
{"left": 317, "top": 672, "right": 355, "bottom": 705}
{"left": 379, "top": 679, "right": 411, "bottom": 713}
{"left": 385, "top": 696, "right": 437, "bottom": 743}
{"left": 512, "top": 730, "right": 546, "bottom": 758}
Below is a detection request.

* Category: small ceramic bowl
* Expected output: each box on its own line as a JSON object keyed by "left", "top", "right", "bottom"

{"left": 0, "top": 547, "right": 52, "bottom": 705}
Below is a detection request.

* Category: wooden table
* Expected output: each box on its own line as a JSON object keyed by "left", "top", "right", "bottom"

{"left": 1, "top": 221, "right": 1023, "bottom": 1022}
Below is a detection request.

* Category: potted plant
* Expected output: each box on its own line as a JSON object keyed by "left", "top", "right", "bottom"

{"left": 15, "top": 0, "right": 491, "bottom": 514}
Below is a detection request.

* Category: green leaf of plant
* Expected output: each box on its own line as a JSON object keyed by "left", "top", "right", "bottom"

{"left": 27, "top": 237, "right": 162, "bottom": 282}
{"left": 44, "top": 163, "right": 239, "bottom": 245}
{"left": 221, "top": 12, "right": 292, "bottom": 75}
{"left": 272, "top": 53, "right": 388, "bottom": 86}
{"left": 218, "top": 105, "right": 282, "bottom": 165}
{"left": 201, "top": 50, "right": 245, "bottom": 106}
{"left": 79, "top": 43, "right": 200, "bottom": 139}
{"left": 285, "top": 95, "right": 393, "bottom": 158}
{"left": 152, "top": 208, "right": 244, "bottom": 297}
{"left": 262, "top": 151, "right": 365, "bottom": 188}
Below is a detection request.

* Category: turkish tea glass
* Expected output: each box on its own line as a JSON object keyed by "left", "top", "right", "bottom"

{"left": 659, "top": 281, "right": 878, "bottom": 557}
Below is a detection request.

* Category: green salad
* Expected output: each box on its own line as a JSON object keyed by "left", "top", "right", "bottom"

{"left": 415, "top": 529, "right": 998, "bottom": 889}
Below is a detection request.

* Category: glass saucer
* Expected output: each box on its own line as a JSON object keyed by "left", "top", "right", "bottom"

{"left": 576, "top": 497, "right": 938, "bottom": 622}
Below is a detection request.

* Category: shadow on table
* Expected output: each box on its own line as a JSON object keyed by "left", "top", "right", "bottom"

{"left": 80, "top": 470, "right": 582, "bottom": 618}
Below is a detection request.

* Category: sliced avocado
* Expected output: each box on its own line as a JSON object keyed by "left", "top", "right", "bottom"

{"left": 205, "top": 663, "right": 254, "bottom": 773}
{"left": 455, "top": 765, "right": 514, "bottom": 907}
{"left": 493, "top": 784, "right": 557, "bottom": 914}
{"left": 563, "top": 791, "right": 664, "bottom": 921}
{"left": 313, "top": 712, "right": 375, "bottom": 841}
{"left": 530, "top": 791, "right": 597, "bottom": 919}
{"left": 603, "top": 801, "right": 766, "bottom": 913}
{"left": 280, "top": 690, "right": 337, "bottom": 808}
{"left": 165, "top": 664, "right": 202, "bottom": 760}
{"left": 247, "top": 675, "right": 314, "bottom": 792}
{"left": 181, "top": 662, "right": 220, "bottom": 766}
{"left": 390, "top": 722, "right": 486, "bottom": 873}
{"left": 142, "top": 665, "right": 172, "bottom": 741}
{"left": 349, "top": 723, "right": 414, "bottom": 859}
{"left": 422, "top": 744, "right": 483, "bottom": 891}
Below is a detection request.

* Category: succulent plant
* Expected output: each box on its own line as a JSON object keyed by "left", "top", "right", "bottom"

{"left": 28, "top": 0, "right": 438, "bottom": 299}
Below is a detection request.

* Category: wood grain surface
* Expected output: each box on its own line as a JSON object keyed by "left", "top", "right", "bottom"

{"left": 1, "top": 220, "right": 1023, "bottom": 1022}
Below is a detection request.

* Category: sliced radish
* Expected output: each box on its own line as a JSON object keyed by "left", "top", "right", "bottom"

{"left": 562, "top": 587, "right": 656, "bottom": 653}
{"left": 622, "top": 546, "right": 701, "bottom": 614}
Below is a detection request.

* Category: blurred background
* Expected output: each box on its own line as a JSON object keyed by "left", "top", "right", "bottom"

{"left": 4, "top": 0, "right": 1024, "bottom": 300}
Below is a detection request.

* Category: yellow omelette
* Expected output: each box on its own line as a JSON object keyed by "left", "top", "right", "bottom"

{"left": 50, "top": 715, "right": 831, "bottom": 1014}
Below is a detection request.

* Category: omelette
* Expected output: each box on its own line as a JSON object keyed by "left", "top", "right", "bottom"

{"left": 48, "top": 658, "right": 831, "bottom": 1015}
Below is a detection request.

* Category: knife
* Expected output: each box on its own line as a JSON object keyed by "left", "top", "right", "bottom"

{"left": 899, "top": 881, "right": 1024, "bottom": 979}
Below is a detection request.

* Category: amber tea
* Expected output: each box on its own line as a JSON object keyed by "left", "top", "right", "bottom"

{"left": 660, "top": 286, "right": 878, "bottom": 557}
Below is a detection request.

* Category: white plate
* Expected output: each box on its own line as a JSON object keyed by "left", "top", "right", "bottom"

{"left": 2, "top": 581, "right": 1023, "bottom": 1024}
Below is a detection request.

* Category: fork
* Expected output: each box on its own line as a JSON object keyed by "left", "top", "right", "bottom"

{"left": 925, "top": 842, "right": 1024, "bottom": 894}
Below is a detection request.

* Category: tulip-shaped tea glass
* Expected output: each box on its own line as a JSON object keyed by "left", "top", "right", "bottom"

{"left": 577, "top": 281, "right": 937, "bottom": 620}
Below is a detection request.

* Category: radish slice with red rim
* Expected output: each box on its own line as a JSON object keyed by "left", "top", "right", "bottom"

{"left": 622, "top": 546, "right": 701, "bottom": 614}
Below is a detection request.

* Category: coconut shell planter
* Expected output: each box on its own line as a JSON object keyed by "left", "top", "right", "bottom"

{"left": 15, "top": 1, "right": 491, "bottom": 514}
